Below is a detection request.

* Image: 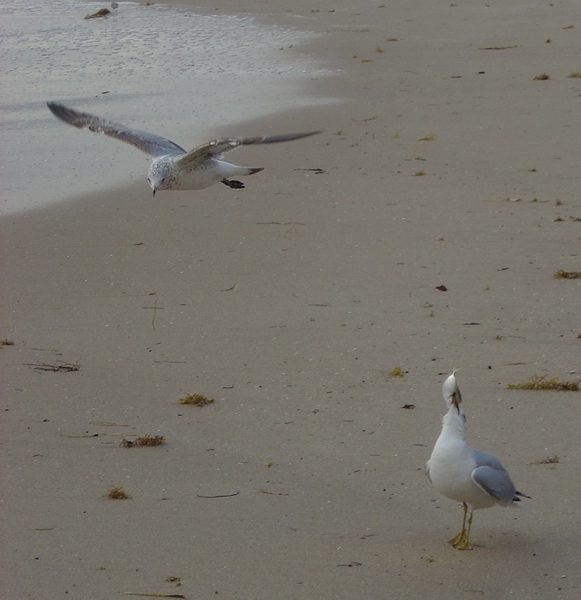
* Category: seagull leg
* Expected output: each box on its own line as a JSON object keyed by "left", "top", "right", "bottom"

{"left": 221, "top": 179, "right": 245, "bottom": 189}
{"left": 448, "top": 503, "right": 473, "bottom": 550}
{"left": 448, "top": 503, "right": 468, "bottom": 545}
{"left": 464, "top": 510, "right": 475, "bottom": 548}
{"left": 453, "top": 510, "right": 474, "bottom": 550}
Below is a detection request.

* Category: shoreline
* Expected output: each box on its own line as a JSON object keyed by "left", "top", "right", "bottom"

{"left": 3, "top": 1, "right": 581, "bottom": 598}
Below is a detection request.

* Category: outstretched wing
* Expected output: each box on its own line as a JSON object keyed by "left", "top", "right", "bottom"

{"left": 175, "top": 131, "right": 321, "bottom": 168}
{"left": 47, "top": 102, "right": 186, "bottom": 158}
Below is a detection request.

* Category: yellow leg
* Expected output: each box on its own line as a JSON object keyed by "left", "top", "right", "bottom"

{"left": 448, "top": 503, "right": 474, "bottom": 550}
{"left": 448, "top": 503, "right": 467, "bottom": 545}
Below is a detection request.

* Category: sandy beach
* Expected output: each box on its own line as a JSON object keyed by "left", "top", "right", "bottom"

{"left": 2, "top": 1, "right": 581, "bottom": 598}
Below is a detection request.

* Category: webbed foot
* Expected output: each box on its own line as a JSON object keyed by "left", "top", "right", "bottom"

{"left": 449, "top": 531, "right": 473, "bottom": 550}
{"left": 222, "top": 179, "right": 245, "bottom": 189}
{"left": 448, "top": 503, "right": 474, "bottom": 550}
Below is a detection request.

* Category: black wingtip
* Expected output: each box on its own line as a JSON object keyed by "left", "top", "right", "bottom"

{"left": 282, "top": 130, "right": 322, "bottom": 142}
{"left": 46, "top": 100, "right": 62, "bottom": 112}
{"left": 299, "top": 130, "right": 323, "bottom": 138}
{"left": 46, "top": 101, "right": 69, "bottom": 121}
{"left": 46, "top": 101, "right": 85, "bottom": 129}
{"left": 256, "top": 130, "right": 323, "bottom": 145}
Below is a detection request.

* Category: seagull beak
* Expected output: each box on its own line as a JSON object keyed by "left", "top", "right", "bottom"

{"left": 152, "top": 187, "right": 157, "bottom": 197}
{"left": 452, "top": 391, "right": 461, "bottom": 413}
{"left": 452, "top": 392, "right": 460, "bottom": 414}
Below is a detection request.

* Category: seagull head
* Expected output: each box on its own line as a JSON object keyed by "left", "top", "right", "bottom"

{"left": 148, "top": 161, "right": 171, "bottom": 197}
{"left": 443, "top": 370, "right": 462, "bottom": 414}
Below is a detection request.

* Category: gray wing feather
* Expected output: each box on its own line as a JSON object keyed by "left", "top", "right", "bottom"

{"left": 47, "top": 102, "right": 186, "bottom": 158}
{"left": 175, "top": 131, "right": 321, "bottom": 168}
{"left": 471, "top": 465, "right": 517, "bottom": 503}
{"left": 473, "top": 448, "right": 506, "bottom": 471}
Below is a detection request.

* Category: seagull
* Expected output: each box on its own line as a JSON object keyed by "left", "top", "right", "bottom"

{"left": 46, "top": 102, "right": 321, "bottom": 196}
{"left": 425, "top": 371, "right": 530, "bottom": 550}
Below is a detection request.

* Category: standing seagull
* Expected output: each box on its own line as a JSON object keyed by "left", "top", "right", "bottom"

{"left": 47, "top": 102, "right": 320, "bottom": 195}
{"left": 425, "top": 372, "right": 530, "bottom": 550}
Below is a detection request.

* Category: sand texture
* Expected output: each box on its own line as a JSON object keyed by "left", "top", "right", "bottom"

{"left": 2, "top": 1, "right": 581, "bottom": 598}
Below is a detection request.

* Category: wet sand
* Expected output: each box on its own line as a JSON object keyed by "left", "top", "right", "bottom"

{"left": 2, "top": 1, "right": 581, "bottom": 598}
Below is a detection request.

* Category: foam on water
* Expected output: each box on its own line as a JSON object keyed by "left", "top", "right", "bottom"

{"left": 0, "top": 0, "right": 333, "bottom": 215}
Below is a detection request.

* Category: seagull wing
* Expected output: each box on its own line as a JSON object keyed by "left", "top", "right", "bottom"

{"left": 473, "top": 448, "right": 506, "bottom": 471}
{"left": 47, "top": 102, "right": 186, "bottom": 158}
{"left": 471, "top": 464, "right": 518, "bottom": 503}
{"left": 175, "top": 131, "right": 322, "bottom": 168}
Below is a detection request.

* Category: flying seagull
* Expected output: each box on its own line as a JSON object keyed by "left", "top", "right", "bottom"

{"left": 425, "top": 372, "right": 530, "bottom": 550}
{"left": 47, "top": 101, "right": 321, "bottom": 195}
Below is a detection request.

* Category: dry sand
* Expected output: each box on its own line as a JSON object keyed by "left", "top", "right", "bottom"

{"left": 2, "top": 1, "right": 581, "bottom": 598}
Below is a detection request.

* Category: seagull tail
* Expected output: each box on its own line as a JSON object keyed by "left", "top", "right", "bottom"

{"left": 505, "top": 490, "right": 531, "bottom": 509}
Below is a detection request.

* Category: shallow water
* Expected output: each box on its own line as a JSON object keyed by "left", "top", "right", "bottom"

{"left": 0, "top": 0, "right": 333, "bottom": 215}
